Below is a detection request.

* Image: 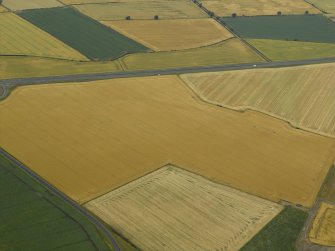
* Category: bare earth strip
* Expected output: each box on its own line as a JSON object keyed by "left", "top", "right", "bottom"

{"left": 199, "top": 0, "right": 319, "bottom": 16}
{"left": 0, "top": 76, "right": 334, "bottom": 207}
{"left": 309, "top": 203, "right": 335, "bottom": 246}
{"left": 73, "top": 1, "right": 207, "bottom": 20}
{"left": 181, "top": 63, "right": 335, "bottom": 138}
{"left": 86, "top": 165, "right": 283, "bottom": 251}
{"left": 2, "top": 0, "right": 63, "bottom": 11}
{"left": 0, "top": 13, "right": 87, "bottom": 61}
{"left": 102, "top": 19, "right": 233, "bottom": 51}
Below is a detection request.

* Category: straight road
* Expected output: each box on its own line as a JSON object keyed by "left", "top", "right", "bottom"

{"left": 1, "top": 57, "right": 335, "bottom": 90}
{"left": 0, "top": 149, "right": 121, "bottom": 251}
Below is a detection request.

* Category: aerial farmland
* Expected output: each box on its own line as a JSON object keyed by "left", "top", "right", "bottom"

{"left": 0, "top": 0, "right": 335, "bottom": 250}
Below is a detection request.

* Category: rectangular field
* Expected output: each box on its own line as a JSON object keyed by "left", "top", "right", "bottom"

{"left": 121, "top": 38, "right": 263, "bottom": 70}
{"left": 181, "top": 63, "right": 335, "bottom": 138}
{"left": 0, "top": 12, "right": 87, "bottom": 61}
{"left": 102, "top": 18, "right": 233, "bottom": 51}
{"left": 0, "top": 76, "right": 334, "bottom": 207}
{"left": 0, "top": 154, "right": 111, "bottom": 251}
{"left": 307, "top": 0, "right": 335, "bottom": 14}
{"left": 2, "top": 0, "right": 63, "bottom": 10}
{"left": 0, "top": 56, "right": 122, "bottom": 80}
{"left": 200, "top": 0, "right": 319, "bottom": 16}
{"left": 309, "top": 203, "right": 335, "bottom": 246}
{"left": 247, "top": 39, "right": 335, "bottom": 61}
{"left": 86, "top": 165, "right": 283, "bottom": 251}
{"left": 221, "top": 15, "right": 335, "bottom": 43}
{"left": 73, "top": 1, "right": 208, "bottom": 20}
{"left": 19, "top": 7, "right": 149, "bottom": 60}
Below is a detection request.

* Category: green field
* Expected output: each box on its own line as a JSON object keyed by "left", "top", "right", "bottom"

{"left": 121, "top": 38, "right": 264, "bottom": 70}
{"left": 0, "top": 56, "right": 122, "bottom": 80}
{"left": 241, "top": 207, "right": 308, "bottom": 251}
{"left": 221, "top": 15, "right": 335, "bottom": 43}
{"left": 0, "top": 152, "right": 136, "bottom": 251}
{"left": 19, "top": 7, "right": 149, "bottom": 60}
{"left": 248, "top": 39, "right": 335, "bottom": 61}
{"left": 319, "top": 165, "right": 335, "bottom": 203}
{"left": 307, "top": 0, "right": 335, "bottom": 14}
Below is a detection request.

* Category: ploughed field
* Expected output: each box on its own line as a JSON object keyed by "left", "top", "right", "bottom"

{"left": 181, "top": 63, "right": 335, "bottom": 138}
{"left": 18, "top": 7, "right": 149, "bottom": 60}
{"left": 0, "top": 76, "right": 334, "bottom": 207}
{"left": 86, "top": 165, "right": 283, "bottom": 251}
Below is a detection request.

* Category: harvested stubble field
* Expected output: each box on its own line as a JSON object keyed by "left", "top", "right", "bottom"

{"left": 200, "top": 0, "right": 319, "bottom": 16}
{"left": 0, "top": 13, "right": 87, "bottom": 61}
{"left": 86, "top": 165, "right": 283, "bottom": 251}
{"left": 19, "top": 7, "right": 149, "bottom": 60}
{"left": 0, "top": 154, "right": 111, "bottom": 251}
{"left": 0, "top": 76, "right": 334, "bottom": 207}
{"left": 309, "top": 203, "right": 335, "bottom": 246}
{"left": 0, "top": 56, "right": 121, "bottom": 80}
{"left": 2, "top": 0, "right": 63, "bottom": 11}
{"left": 221, "top": 15, "right": 335, "bottom": 43}
{"left": 247, "top": 39, "right": 335, "bottom": 61}
{"left": 241, "top": 206, "right": 308, "bottom": 251}
{"left": 102, "top": 18, "right": 233, "bottom": 51}
{"left": 121, "top": 38, "right": 263, "bottom": 70}
{"left": 181, "top": 63, "right": 335, "bottom": 138}
{"left": 73, "top": 0, "right": 207, "bottom": 20}
{"left": 307, "top": 0, "right": 335, "bottom": 14}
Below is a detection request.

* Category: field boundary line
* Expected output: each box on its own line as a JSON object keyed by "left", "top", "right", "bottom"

{"left": 179, "top": 75, "right": 335, "bottom": 140}
{"left": 0, "top": 148, "right": 121, "bottom": 251}
{"left": 304, "top": 0, "right": 327, "bottom": 14}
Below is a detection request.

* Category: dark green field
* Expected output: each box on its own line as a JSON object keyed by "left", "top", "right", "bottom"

{"left": 0, "top": 154, "right": 113, "bottom": 251}
{"left": 241, "top": 206, "right": 308, "bottom": 251}
{"left": 221, "top": 15, "right": 335, "bottom": 43}
{"left": 19, "top": 7, "right": 149, "bottom": 60}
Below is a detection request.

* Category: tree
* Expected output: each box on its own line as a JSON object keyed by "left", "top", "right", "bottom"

{"left": 154, "top": 15, "right": 159, "bottom": 20}
{"left": 125, "top": 16, "right": 131, "bottom": 20}
{"left": 305, "top": 10, "right": 309, "bottom": 14}
{"left": 277, "top": 11, "right": 282, "bottom": 15}
{"left": 232, "top": 13, "right": 237, "bottom": 18}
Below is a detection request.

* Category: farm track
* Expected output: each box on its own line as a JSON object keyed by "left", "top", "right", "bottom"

{"left": 0, "top": 148, "right": 121, "bottom": 251}
{"left": 1, "top": 57, "right": 335, "bottom": 100}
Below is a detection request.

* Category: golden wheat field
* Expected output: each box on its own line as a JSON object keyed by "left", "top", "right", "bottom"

{"left": 0, "top": 76, "right": 334, "bottom": 206}
{"left": 2, "top": 0, "right": 63, "bottom": 10}
{"left": 74, "top": 1, "right": 207, "bottom": 20}
{"left": 181, "top": 63, "right": 335, "bottom": 138}
{"left": 199, "top": 0, "right": 319, "bottom": 16}
{"left": 0, "top": 13, "right": 87, "bottom": 61}
{"left": 309, "top": 203, "right": 335, "bottom": 246}
{"left": 86, "top": 165, "right": 283, "bottom": 251}
{"left": 102, "top": 19, "right": 233, "bottom": 51}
